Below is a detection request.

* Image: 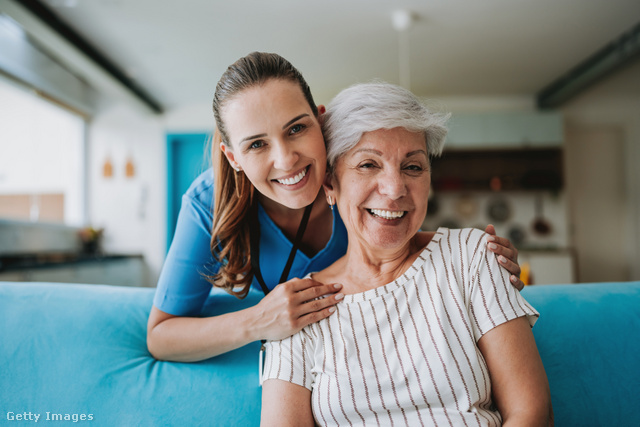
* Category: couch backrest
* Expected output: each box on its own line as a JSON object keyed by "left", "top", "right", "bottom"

{"left": 2, "top": 281, "right": 639, "bottom": 426}
{"left": 522, "top": 282, "right": 640, "bottom": 426}
{"left": 1, "top": 282, "right": 263, "bottom": 426}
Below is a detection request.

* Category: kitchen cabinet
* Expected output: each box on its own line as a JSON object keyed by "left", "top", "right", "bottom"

{"left": 447, "top": 111, "right": 563, "bottom": 149}
{"left": 431, "top": 148, "right": 563, "bottom": 192}
{"left": 520, "top": 250, "right": 575, "bottom": 285}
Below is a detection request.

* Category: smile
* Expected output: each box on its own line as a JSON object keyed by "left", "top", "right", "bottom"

{"left": 275, "top": 166, "right": 308, "bottom": 186}
{"left": 368, "top": 209, "right": 406, "bottom": 219}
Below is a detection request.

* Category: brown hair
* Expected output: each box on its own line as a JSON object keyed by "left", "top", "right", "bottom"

{"left": 209, "top": 52, "right": 318, "bottom": 298}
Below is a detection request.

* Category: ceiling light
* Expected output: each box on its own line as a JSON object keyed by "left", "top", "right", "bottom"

{"left": 392, "top": 9, "right": 414, "bottom": 32}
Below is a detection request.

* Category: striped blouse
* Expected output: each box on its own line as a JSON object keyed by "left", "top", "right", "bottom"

{"left": 263, "top": 228, "right": 539, "bottom": 426}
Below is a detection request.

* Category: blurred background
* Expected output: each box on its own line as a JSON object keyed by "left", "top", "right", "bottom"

{"left": 1, "top": 0, "right": 639, "bottom": 287}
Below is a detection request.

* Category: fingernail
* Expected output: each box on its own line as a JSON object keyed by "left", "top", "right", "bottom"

{"left": 510, "top": 275, "right": 517, "bottom": 283}
{"left": 329, "top": 307, "right": 336, "bottom": 313}
{"left": 499, "top": 255, "right": 507, "bottom": 264}
{"left": 335, "top": 293, "right": 344, "bottom": 301}
{"left": 334, "top": 283, "right": 343, "bottom": 289}
{"left": 486, "top": 236, "right": 495, "bottom": 242}
{"left": 489, "top": 243, "right": 498, "bottom": 250}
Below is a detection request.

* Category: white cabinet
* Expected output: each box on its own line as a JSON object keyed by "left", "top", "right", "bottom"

{"left": 520, "top": 250, "right": 575, "bottom": 285}
{"left": 447, "top": 112, "right": 563, "bottom": 149}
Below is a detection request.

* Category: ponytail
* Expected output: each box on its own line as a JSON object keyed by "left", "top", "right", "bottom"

{"left": 207, "top": 130, "right": 255, "bottom": 298}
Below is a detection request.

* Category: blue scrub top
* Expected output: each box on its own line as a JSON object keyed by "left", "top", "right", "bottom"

{"left": 153, "top": 168, "right": 348, "bottom": 316}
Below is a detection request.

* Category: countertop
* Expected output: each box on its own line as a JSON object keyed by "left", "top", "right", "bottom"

{"left": 0, "top": 253, "right": 143, "bottom": 272}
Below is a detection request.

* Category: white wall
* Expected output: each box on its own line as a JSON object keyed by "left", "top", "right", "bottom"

{"left": 0, "top": 77, "right": 85, "bottom": 225}
{"left": 564, "top": 126, "right": 629, "bottom": 281}
{"left": 87, "top": 102, "right": 216, "bottom": 286}
{"left": 87, "top": 103, "right": 165, "bottom": 286}
{"left": 163, "top": 102, "right": 215, "bottom": 133}
{"left": 562, "top": 62, "right": 640, "bottom": 281}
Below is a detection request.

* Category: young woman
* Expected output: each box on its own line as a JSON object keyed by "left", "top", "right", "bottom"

{"left": 146, "top": 52, "right": 523, "bottom": 362}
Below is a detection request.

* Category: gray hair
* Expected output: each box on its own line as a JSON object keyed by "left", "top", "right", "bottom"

{"left": 323, "top": 82, "right": 450, "bottom": 171}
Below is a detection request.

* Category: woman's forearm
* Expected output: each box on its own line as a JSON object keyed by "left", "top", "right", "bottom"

{"left": 147, "top": 278, "right": 343, "bottom": 362}
{"left": 146, "top": 304, "right": 262, "bottom": 362}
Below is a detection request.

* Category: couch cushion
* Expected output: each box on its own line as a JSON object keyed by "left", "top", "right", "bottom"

{"left": 0, "top": 282, "right": 263, "bottom": 426}
{"left": 522, "top": 282, "right": 640, "bottom": 427}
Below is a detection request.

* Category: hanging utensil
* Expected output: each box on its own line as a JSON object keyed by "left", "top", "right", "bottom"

{"left": 531, "top": 193, "right": 552, "bottom": 236}
{"left": 487, "top": 197, "right": 511, "bottom": 224}
{"left": 508, "top": 224, "right": 527, "bottom": 247}
{"left": 455, "top": 194, "right": 478, "bottom": 220}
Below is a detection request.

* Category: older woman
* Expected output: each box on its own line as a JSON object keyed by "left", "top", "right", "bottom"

{"left": 260, "top": 82, "right": 551, "bottom": 426}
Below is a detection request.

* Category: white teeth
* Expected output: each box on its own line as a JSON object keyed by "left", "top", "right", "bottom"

{"left": 370, "top": 209, "right": 405, "bottom": 219}
{"left": 276, "top": 168, "right": 306, "bottom": 185}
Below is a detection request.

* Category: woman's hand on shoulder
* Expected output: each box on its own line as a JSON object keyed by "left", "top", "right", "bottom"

{"left": 484, "top": 224, "right": 524, "bottom": 291}
{"left": 253, "top": 278, "right": 343, "bottom": 341}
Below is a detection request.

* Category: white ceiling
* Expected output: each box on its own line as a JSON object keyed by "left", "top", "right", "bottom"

{"left": 34, "top": 0, "right": 640, "bottom": 110}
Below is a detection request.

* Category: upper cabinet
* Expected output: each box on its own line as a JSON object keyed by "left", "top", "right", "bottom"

{"left": 446, "top": 111, "right": 563, "bottom": 149}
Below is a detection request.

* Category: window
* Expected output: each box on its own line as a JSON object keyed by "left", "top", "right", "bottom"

{"left": 0, "top": 76, "right": 85, "bottom": 225}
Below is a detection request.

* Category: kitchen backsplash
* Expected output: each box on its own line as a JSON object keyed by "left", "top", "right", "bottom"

{"left": 422, "top": 190, "right": 569, "bottom": 251}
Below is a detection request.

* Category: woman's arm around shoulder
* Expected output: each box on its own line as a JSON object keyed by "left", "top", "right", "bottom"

{"left": 477, "top": 316, "right": 552, "bottom": 426}
{"left": 147, "top": 305, "right": 257, "bottom": 361}
{"left": 261, "top": 379, "right": 314, "bottom": 427}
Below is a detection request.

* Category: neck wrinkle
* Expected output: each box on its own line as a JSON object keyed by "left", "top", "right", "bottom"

{"left": 341, "top": 238, "right": 421, "bottom": 293}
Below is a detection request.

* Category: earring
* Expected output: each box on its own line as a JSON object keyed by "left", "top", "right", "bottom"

{"left": 234, "top": 166, "right": 241, "bottom": 172}
{"left": 327, "top": 196, "right": 334, "bottom": 211}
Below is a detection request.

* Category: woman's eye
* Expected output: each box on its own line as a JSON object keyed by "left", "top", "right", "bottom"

{"left": 289, "top": 124, "right": 306, "bottom": 134}
{"left": 405, "top": 164, "right": 424, "bottom": 171}
{"left": 358, "top": 162, "right": 377, "bottom": 169}
{"left": 249, "top": 140, "right": 265, "bottom": 150}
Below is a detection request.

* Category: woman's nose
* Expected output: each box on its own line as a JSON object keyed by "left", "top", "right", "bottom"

{"left": 378, "top": 170, "right": 407, "bottom": 199}
{"left": 272, "top": 141, "right": 299, "bottom": 171}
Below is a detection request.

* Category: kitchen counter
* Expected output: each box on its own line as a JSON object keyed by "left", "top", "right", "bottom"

{"left": 0, "top": 252, "right": 142, "bottom": 272}
{"left": 0, "top": 253, "right": 147, "bottom": 287}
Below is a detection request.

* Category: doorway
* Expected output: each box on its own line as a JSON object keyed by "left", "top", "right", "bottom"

{"left": 166, "top": 133, "right": 211, "bottom": 251}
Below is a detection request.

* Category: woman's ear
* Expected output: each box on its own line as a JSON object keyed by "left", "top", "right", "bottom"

{"left": 322, "top": 172, "right": 336, "bottom": 201}
{"left": 220, "top": 142, "right": 241, "bottom": 171}
{"left": 316, "top": 104, "right": 326, "bottom": 125}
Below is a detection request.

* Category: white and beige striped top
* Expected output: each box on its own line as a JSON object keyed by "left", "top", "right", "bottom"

{"left": 263, "top": 228, "right": 539, "bottom": 426}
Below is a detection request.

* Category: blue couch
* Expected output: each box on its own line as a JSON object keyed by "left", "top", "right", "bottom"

{"left": 1, "top": 281, "right": 639, "bottom": 426}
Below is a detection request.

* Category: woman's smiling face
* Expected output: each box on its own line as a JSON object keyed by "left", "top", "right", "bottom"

{"left": 220, "top": 78, "right": 326, "bottom": 210}
{"left": 326, "top": 127, "right": 431, "bottom": 251}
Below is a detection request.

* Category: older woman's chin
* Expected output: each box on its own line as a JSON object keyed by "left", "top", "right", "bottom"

{"left": 357, "top": 221, "right": 423, "bottom": 250}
